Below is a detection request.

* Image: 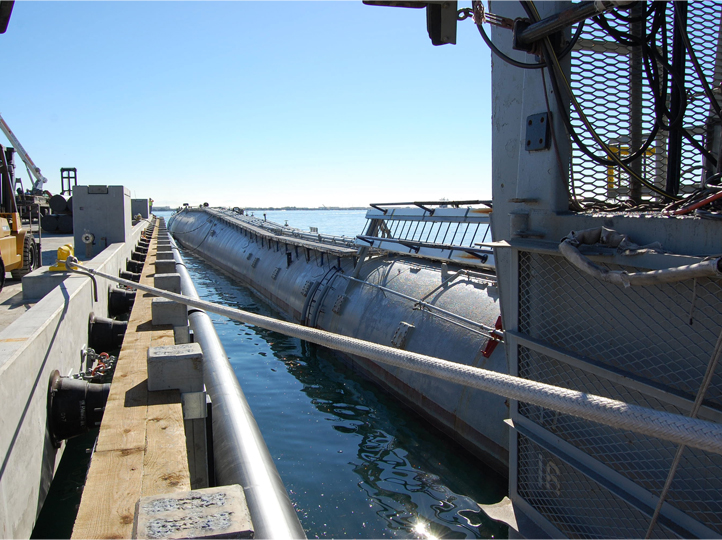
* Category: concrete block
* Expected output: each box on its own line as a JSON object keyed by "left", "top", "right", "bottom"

{"left": 22, "top": 268, "right": 69, "bottom": 300}
{"left": 132, "top": 485, "right": 252, "bottom": 539}
{"left": 156, "top": 251, "right": 175, "bottom": 261}
{"left": 154, "top": 273, "right": 181, "bottom": 293}
{"left": 155, "top": 260, "right": 176, "bottom": 274}
{"left": 147, "top": 343, "right": 203, "bottom": 393}
{"left": 152, "top": 298, "right": 187, "bottom": 326}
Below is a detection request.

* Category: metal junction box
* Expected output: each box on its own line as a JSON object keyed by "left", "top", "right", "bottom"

{"left": 73, "top": 185, "right": 132, "bottom": 260}
{"left": 131, "top": 198, "right": 150, "bottom": 219}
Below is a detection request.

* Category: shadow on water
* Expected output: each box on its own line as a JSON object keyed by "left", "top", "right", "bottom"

{"left": 183, "top": 249, "right": 508, "bottom": 539}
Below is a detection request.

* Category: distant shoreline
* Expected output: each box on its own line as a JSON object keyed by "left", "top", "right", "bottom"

{"left": 244, "top": 207, "right": 368, "bottom": 211}
{"left": 154, "top": 206, "right": 368, "bottom": 212}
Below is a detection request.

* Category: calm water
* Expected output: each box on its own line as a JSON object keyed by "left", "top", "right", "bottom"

{"left": 166, "top": 210, "right": 508, "bottom": 539}
{"left": 249, "top": 209, "right": 369, "bottom": 238}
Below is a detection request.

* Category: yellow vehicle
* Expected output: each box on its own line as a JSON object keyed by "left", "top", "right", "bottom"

{"left": 0, "top": 143, "right": 38, "bottom": 291}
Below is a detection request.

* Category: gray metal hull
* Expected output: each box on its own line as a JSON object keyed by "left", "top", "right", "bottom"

{"left": 169, "top": 208, "right": 509, "bottom": 472}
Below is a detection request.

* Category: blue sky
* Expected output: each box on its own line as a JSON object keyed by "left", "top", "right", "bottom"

{"left": 2, "top": 2, "right": 491, "bottom": 208}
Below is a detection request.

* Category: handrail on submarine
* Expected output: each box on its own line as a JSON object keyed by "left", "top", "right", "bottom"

{"left": 64, "top": 255, "right": 722, "bottom": 459}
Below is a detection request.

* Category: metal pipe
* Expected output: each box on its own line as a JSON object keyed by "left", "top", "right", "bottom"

{"left": 340, "top": 274, "right": 499, "bottom": 335}
{"left": 665, "top": 0, "right": 688, "bottom": 197}
{"left": 516, "top": 0, "right": 634, "bottom": 48}
{"left": 629, "top": 0, "right": 644, "bottom": 204}
{"left": 169, "top": 238, "right": 306, "bottom": 540}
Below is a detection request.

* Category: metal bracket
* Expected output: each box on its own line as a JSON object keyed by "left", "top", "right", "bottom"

{"left": 332, "top": 295, "right": 347, "bottom": 315}
{"left": 525, "top": 112, "right": 551, "bottom": 151}
{"left": 301, "top": 280, "right": 314, "bottom": 297}
{"left": 391, "top": 321, "right": 415, "bottom": 349}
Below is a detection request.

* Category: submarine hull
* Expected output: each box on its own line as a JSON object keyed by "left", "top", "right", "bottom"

{"left": 169, "top": 208, "right": 509, "bottom": 472}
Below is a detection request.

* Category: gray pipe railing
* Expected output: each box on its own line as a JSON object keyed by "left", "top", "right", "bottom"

{"left": 169, "top": 236, "right": 306, "bottom": 539}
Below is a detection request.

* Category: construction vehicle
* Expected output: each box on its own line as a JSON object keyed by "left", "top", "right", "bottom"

{"left": 0, "top": 113, "right": 51, "bottom": 221}
{"left": 0, "top": 142, "right": 39, "bottom": 291}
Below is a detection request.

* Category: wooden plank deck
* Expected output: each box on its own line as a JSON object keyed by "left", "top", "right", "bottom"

{"left": 72, "top": 221, "right": 191, "bottom": 539}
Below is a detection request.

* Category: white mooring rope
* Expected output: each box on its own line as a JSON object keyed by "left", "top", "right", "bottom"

{"left": 65, "top": 256, "right": 722, "bottom": 456}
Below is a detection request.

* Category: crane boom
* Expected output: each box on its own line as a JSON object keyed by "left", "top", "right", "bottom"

{"left": 0, "top": 112, "right": 48, "bottom": 192}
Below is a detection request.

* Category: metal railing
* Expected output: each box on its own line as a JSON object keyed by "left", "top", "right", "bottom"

{"left": 356, "top": 201, "right": 495, "bottom": 269}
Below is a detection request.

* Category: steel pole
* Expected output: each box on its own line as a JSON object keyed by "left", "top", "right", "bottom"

{"left": 170, "top": 237, "right": 307, "bottom": 540}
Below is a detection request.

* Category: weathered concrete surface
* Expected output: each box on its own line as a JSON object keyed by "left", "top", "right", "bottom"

{"left": 133, "top": 485, "right": 253, "bottom": 539}
{"left": 0, "top": 220, "right": 149, "bottom": 539}
{"left": 154, "top": 273, "right": 181, "bottom": 294}
{"left": 0, "top": 231, "right": 74, "bottom": 330}
{"left": 151, "top": 298, "right": 188, "bottom": 327}
{"left": 155, "top": 260, "right": 176, "bottom": 274}
{"left": 147, "top": 343, "right": 203, "bottom": 393}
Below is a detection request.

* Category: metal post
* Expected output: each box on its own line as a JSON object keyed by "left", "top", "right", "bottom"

{"left": 629, "top": 1, "right": 644, "bottom": 204}
{"left": 665, "top": 1, "right": 688, "bottom": 197}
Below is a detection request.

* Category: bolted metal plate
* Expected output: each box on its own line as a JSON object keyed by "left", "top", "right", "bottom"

{"left": 391, "top": 321, "right": 414, "bottom": 349}
{"left": 332, "top": 294, "right": 347, "bottom": 315}
{"left": 525, "top": 112, "right": 550, "bottom": 152}
{"left": 301, "top": 280, "right": 314, "bottom": 297}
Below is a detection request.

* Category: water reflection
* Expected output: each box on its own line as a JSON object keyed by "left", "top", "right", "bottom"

{"left": 183, "top": 250, "right": 507, "bottom": 539}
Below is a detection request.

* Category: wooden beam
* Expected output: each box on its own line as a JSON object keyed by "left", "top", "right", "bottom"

{"left": 73, "top": 222, "right": 191, "bottom": 539}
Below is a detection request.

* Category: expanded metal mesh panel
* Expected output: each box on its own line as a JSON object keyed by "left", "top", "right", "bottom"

{"left": 518, "top": 345, "right": 722, "bottom": 534}
{"left": 569, "top": 2, "right": 722, "bottom": 209}
{"left": 518, "top": 251, "right": 722, "bottom": 405}
{"left": 517, "top": 434, "right": 678, "bottom": 539}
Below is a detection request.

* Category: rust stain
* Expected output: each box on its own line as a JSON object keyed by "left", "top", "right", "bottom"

{"left": 469, "top": 208, "right": 492, "bottom": 214}
{"left": 162, "top": 472, "right": 183, "bottom": 487}
{"left": 0, "top": 337, "right": 28, "bottom": 342}
{"left": 119, "top": 514, "right": 134, "bottom": 525}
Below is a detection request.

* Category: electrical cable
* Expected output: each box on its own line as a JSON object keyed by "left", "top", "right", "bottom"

{"left": 472, "top": 0, "right": 584, "bottom": 70}
{"left": 540, "top": 65, "right": 582, "bottom": 210}
{"left": 675, "top": 6, "right": 722, "bottom": 120}
{"left": 523, "top": 0, "right": 681, "bottom": 200}
{"left": 609, "top": 0, "right": 657, "bottom": 23}
{"left": 596, "top": 6, "right": 718, "bottom": 168}
{"left": 475, "top": 0, "right": 713, "bottom": 204}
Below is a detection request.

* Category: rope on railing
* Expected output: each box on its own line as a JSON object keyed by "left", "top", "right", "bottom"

{"left": 65, "top": 255, "right": 722, "bottom": 457}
